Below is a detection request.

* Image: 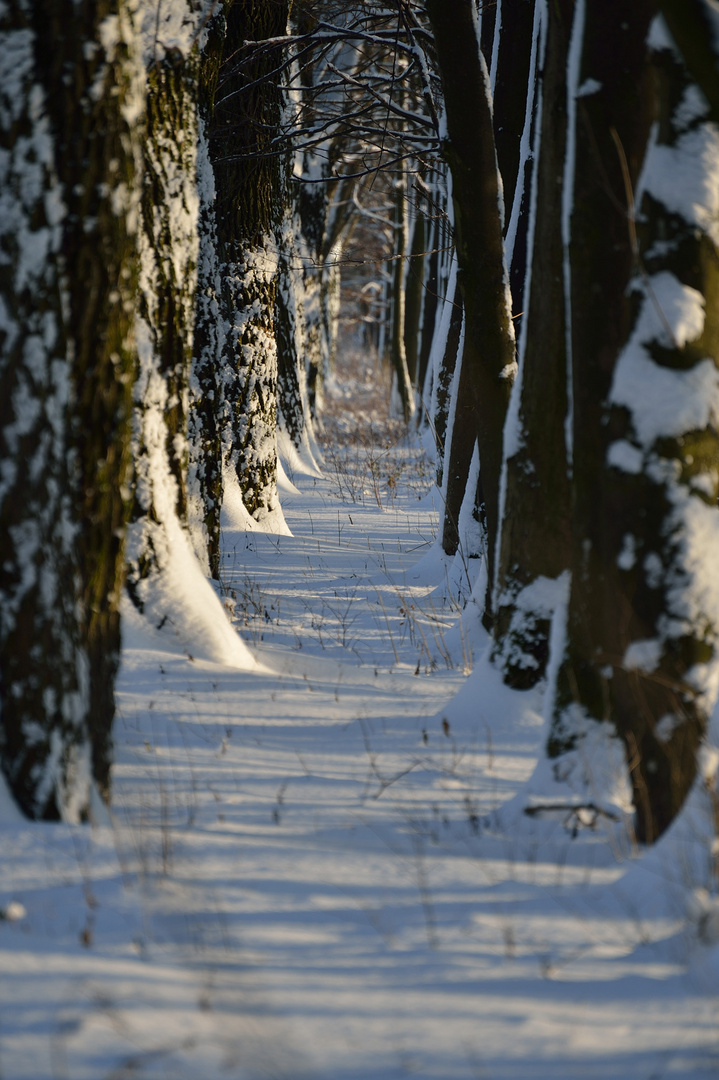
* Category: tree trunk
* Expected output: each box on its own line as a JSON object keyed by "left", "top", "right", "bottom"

{"left": 493, "top": 0, "right": 538, "bottom": 317}
{"left": 417, "top": 225, "right": 440, "bottom": 406}
{"left": 492, "top": 0, "right": 573, "bottom": 688}
{"left": 190, "top": 5, "right": 229, "bottom": 579}
{"left": 0, "top": 0, "right": 138, "bottom": 818}
{"left": 547, "top": 1, "right": 719, "bottom": 843}
{"left": 431, "top": 270, "right": 459, "bottom": 486}
{"left": 276, "top": 205, "right": 317, "bottom": 460}
{"left": 478, "top": 0, "right": 497, "bottom": 69}
{"left": 210, "top": 0, "right": 289, "bottom": 521}
{"left": 389, "top": 177, "right": 415, "bottom": 422}
{"left": 296, "top": 164, "right": 328, "bottom": 422}
{"left": 657, "top": 0, "right": 719, "bottom": 121}
{"left": 273, "top": 35, "right": 320, "bottom": 463}
{"left": 404, "top": 211, "right": 426, "bottom": 388}
{"left": 433, "top": 269, "right": 464, "bottom": 491}
{"left": 441, "top": 364, "right": 476, "bottom": 557}
{"left": 276, "top": 235, "right": 308, "bottom": 451}
{"left": 425, "top": 0, "right": 517, "bottom": 598}
{"left": 126, "top": 17, "right": 204, "bottom": 607}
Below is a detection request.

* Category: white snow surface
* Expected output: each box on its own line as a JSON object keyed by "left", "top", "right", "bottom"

{"left": 1, "top": 424, "right": 719, "bottom": 1078}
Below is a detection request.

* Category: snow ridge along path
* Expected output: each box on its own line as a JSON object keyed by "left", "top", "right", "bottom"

{"left": 1, "top": 409, "right": 718, "bottom": 1079}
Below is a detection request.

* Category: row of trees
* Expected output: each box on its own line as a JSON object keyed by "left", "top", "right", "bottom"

{"left": 0, "top": 0, "right": 308, "bottom": 819}
{"left": 2, "top": 0, "right": 719, "bottom": 845}
{"left": 415, "top": 0, "right": 719, "bottom": 843}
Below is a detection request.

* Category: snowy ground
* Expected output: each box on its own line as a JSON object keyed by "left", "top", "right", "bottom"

{"left": 1, "top": 357, "right": 719, "bottom": 1080}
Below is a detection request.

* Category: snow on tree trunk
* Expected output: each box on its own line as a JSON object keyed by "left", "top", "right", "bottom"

{"left": 311, "top": 173, "right": 357, "bottom": 420}
{"left": 432, "top": 265, "right": 463, "bottom": 491}
{"left": 419, "top": 166, "right": 453, "bottom": 420}
{"left": 210, "top": 0, "right": 289, "bottom": 524}
{"left": 417, "top": 222, "right": 440, "bottom": 410}
{"left": 493, "top": 0, "right": 539, "bottom": 317}
{"left": 291, "top": 0, "right": 338, "bottom": 425}
{"left": 126, "top": 1, "right": 254, "bottom": 668}
{"left": 657, "top": 0, "right": 719, "bottom": 122}
{"left": 320, "top": 248, "right": 341, "bottom": 386}
{"left": 276, "top": 212, "right": 308, "bottom": 451}
{"left": 126, "top": 3, "right": 201, "bottom": 590}
{"left": 121, "top": 3, "right": 243, "bottom": 656}
{"left": 441, "top": 331, "right": 477, "bottom": 559}
{"left": 436, "top": 0, "right": 543, "bottom": 586}
{"left": 389, "top": 176, "right": 415, "bottom": 423}
{"left": 492, "top": 0, "right": 573, "bottom": 688}
{"left": 547, "top": 4, "right": 719, "bottom": 843}
{"left": 268, "top": 37, "right": 320, "bottom": 471}
{"left": 317, "top": 172, "right": 358, "bottom": 412}
{"left": 0, "top": 0, "right": 140, "bottom": 819}
{"left": 275, "top": 206, "right": 321, "bottom": 472}
{"left": 403, "top": 206, "right": 426, "bottom": 390}
{"left": 417, "top": 167, "right": 449, "bottom": 414}
{"left": 295, "top": 162, "right": 329, "bottom": 422}
{"left": 478, "top": 0, "right": 497, "bottom": 68}
{"left": 189, "top": 6, "right": 228, "bottom": 581}
{"left": 425, "top": 0, "right": 516, "bottom": 600}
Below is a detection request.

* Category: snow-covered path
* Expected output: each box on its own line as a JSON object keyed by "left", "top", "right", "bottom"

{"left": 1, "top": 432, "right": 719, "bottom": 1079}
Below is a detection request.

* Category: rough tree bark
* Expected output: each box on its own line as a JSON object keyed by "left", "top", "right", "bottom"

{"left": 273, "top": 26, "right": 321, "bottom": 465}
{"left": 126, "top": 5, "right": 204, "bottom": 606}
{"left": 190, "top": 4, "right": 229, "bottom": 579}
{"left": 275, "top": 215, "right": 310, "bottom": 451}
{"left": 0, "top": 0, "right": 139, "bottom": 818}
{"left": 210, "top": 0, "right": 289, "bottom": 521}
{"left": 548, "top": 2, "right": 719, "bottom": 843}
